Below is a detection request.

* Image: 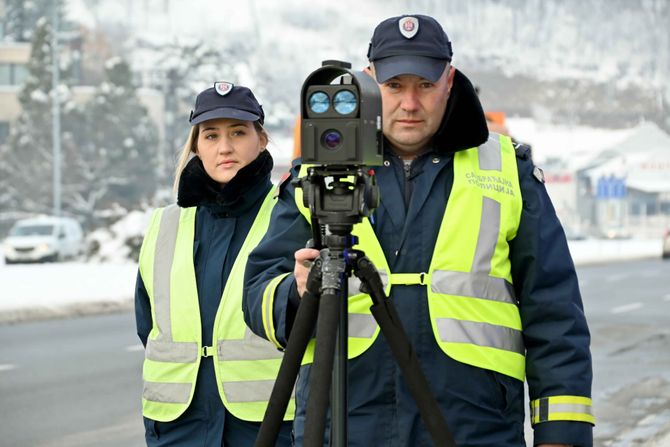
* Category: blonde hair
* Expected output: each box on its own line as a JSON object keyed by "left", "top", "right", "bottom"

{"left": 172, "top": 121, "right": 270, "bottom": 193}
{"left": 173, "top": 125, "right": 200, "bottom": 193}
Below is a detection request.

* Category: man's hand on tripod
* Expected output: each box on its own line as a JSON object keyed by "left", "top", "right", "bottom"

{"left": 294, "top": 248, "right": 320, "bottom": 297}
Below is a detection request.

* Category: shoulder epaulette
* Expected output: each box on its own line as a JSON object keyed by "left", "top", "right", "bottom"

{"left": 512, "top": 141, "right": 544, "bottom": 183}
{"left": 513, "top": 141, "right": 532, "bottom": 161}
{"left": 273, "top": 171, "right": 293, "bottom": 199}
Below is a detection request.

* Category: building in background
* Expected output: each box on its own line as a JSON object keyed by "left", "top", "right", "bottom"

{"left": 0, "top": 46, "right": 165, "bottom": 148}
{"left": 0, "top": 3, "right": 165, "bottom": 147}
{"left": 575, "top": 123, "right": 670, "bottom": 238}
{"left": 0, "top": 40, "right": 29, "bottom": 143}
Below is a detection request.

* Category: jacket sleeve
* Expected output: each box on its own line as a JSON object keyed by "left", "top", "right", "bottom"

{"left": 243, "top": 163, "right": 312, "bottom": 348}
{"left": 134, "top": 270, "right": 152, "bottom": 347}
{"left": 509, "top": 156, "right": 594, "bottom": 446}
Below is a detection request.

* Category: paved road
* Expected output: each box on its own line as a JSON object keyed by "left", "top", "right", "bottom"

{"left": 581, "top": 258, "right": 670, "bottom": 446}
{"left": 0, "top": 258, "right": 668, "bottom": 446}
{"left": 0, "top": 313, "right": 145, "bottom": 447}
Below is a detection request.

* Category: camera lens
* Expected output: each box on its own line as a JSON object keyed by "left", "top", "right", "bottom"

{"left": 308, "top": 91, "right": 329, "bottom": 114}
{"left": 333, "top": 90, "right": 357, "bottom": 115}
{"left": 321, "top": 130, "right": 342, "bottom": 149}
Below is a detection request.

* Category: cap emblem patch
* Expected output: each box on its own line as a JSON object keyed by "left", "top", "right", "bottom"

{"left": 399, "top": 17, "right": 419, "bottom": 39}
{"left": 214, "top": 81, "right": 234, "bottom": 96}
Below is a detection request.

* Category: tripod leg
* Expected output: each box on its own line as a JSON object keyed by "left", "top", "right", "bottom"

{"left": 355, "top": 257, "right": 458, "bottom": 447}
{"left": 254, "top": 266, "right": 322, "bottom": 447}
{"left": 302, "top": 287, "right": 340, "bottom": 447}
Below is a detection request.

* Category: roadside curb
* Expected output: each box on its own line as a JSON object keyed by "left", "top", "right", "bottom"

{"left": 0, "top": 299, "right": 133, "bottom": 325}
{"left": 569, "top": 238, "right": 663, "bottom": 267}
{"left": 0, "top": 240, "right": 664, "bottom": 325}
{"left": 573, "top": 254, "right": 663, "bottom": 267}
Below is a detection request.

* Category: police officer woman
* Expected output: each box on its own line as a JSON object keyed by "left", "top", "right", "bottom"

{"left": 135, "top": 82, "right": 293, "bottom": 446}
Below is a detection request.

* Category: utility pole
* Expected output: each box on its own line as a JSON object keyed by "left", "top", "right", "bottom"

{"left": 51, "top": 0, "right": 62, "bottom": 217}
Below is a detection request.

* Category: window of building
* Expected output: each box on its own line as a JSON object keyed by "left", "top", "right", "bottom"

{"left": 12, "top": 64, "right": 28, "bottom": 84}
{"left": 0, "top": 122, "right": 10, "bottom": 145}
{"left": 0, "top": 64, "right": 10, "bottom": 85}
{"left": 0, "top": 63, "right": 29, "bottom": 85}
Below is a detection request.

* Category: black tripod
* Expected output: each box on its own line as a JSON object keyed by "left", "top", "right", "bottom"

{"left": 253, "top": 167, "right": 456, "bottom": 447}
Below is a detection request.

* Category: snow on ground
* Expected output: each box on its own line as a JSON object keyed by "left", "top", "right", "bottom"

{"left": 0, "top": 238, "right": 664, "bottom": 324}
{"left": 569, "top": 238, "right": 663, "bottom": 265}
{"left": 87, "top": 209, "right": 153, "bottom": 263}
{"left": 506, "top": 117, "right": 636, "bottom": 166}
{"left": 0, "top": 261, "right": 137, "bottom": 323}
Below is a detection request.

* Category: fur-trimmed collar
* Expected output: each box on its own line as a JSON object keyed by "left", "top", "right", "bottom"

{"left": 431, "top": 68, "right": 489, "bottom": 153}
{"left": 176, "top": 150, "right": 273, "bottom": 217}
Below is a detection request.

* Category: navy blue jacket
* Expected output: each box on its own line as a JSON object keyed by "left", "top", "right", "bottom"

{"left": 243, "top": 71, "right": 593, "bottom": 446}
{"left": 135, "top": 152, "right": 292, "bottom": 447}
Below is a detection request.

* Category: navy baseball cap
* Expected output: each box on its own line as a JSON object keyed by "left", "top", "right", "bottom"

{"left": 367, "top": 14, "right": 453, "bottom": 83}
{"left": 189, "top": 82, "right": 265, "bottom": 125}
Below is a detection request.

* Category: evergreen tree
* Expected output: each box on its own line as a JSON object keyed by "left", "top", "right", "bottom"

{"left": 156, "top": 41, "right": 221, "bottom": 182}
{"left": 152, "top": 38, "right": 259, "bottom": 184}
{"left": 68, "top": 57, "right": 158, "bottom": 218}
{"left": 0, "top": 18, "right": 78, "bottom": 215}
{"left": 2, "top": 0, "right": 67, "bottom": 42}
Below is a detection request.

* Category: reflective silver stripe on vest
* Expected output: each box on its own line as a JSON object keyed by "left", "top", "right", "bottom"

{"left": 152, "top": 204, "right": 181, "bottom": 341}
{"left": 431, "top": 270, "right": 516, "bottom": 304}
{"left": 348, "top": 313, "right": 377, "bottom": 338}
{"left": 431, "top": 184, "right": 516, "bottom": 304}
{"left": 348, "top": 268, "right": 389, "bottom": 296}
{"left": 344, "top": 275, "right": 380, "bottom": 338}
{"left": 319, "top": 275, "right": 377, "bottom": 338}
{"left": 218, "top": 328, "right": 284, "bottom": 361}
{"left": 472, "top": 197, "right": 500, "bottom": 273}
{"left": 478, "top": 135, "right": 502, "bottom": 171}
{"left": 146, "top": 205, "right": 200, "bottom": 364}
{"left": 143, "top": 381, "right": 192, "bottom": 404}
{"left": 145, "top": 339, "right": 199, "bottom": 363}
{"left": 223, "top": 379, "right": 290, "bottom": 403}
{"left": 348, "top": 277, "right": 362, "bottom": 296}
{"left": 436, "top": 318, "right": 524, "bottom": 354}
{"left": 377, "top": 270, "right": 390, "bottom": 289}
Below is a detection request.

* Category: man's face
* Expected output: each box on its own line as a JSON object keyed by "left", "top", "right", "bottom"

{"left": 368, "top": 64, "right": 455, "bottom": 159}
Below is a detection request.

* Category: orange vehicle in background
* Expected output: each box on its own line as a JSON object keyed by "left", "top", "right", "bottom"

{"left": 484, "top": 111, "right": 510, "bottom": 136}
{"left": 292, "top": 116, "right": 302, "bottom": 160}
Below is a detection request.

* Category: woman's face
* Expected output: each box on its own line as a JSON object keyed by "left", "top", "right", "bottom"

{"left": 196, "top": 118, "right": 266, "bottom": 185}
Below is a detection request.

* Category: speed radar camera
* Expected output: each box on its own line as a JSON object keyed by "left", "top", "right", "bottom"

{"left": 300, "top": 60, "right": 383, "bottom": 166}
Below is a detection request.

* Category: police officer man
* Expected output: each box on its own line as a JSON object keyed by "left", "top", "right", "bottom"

{"left": 243, "top": 14, "right": 594, "bottom": 447}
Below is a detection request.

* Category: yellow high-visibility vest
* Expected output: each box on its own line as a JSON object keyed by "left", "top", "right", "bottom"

{"left": 279, "top": 133, "right": 595, "bottom": 423}
{"left": 138, "top": 189, "right": 295, "bottom": 422}
{"left": 291, "top": 134, "right": 525, "bottom": 380}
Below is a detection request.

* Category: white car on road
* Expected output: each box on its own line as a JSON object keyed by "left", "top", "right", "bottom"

{"left": 3, "top": 216, "right": 84, "bottom": 264}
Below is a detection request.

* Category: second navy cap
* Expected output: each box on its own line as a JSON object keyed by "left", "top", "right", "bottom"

{"left": 189, "top": 82, "right": 265, "bottom": 125}
{"left": 367, "top": 14, "right": 453, "bottom": 83}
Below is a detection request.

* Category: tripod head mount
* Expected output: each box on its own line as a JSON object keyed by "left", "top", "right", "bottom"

{"left": 295, "top": 165, "right": 379, "bottom": 249}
